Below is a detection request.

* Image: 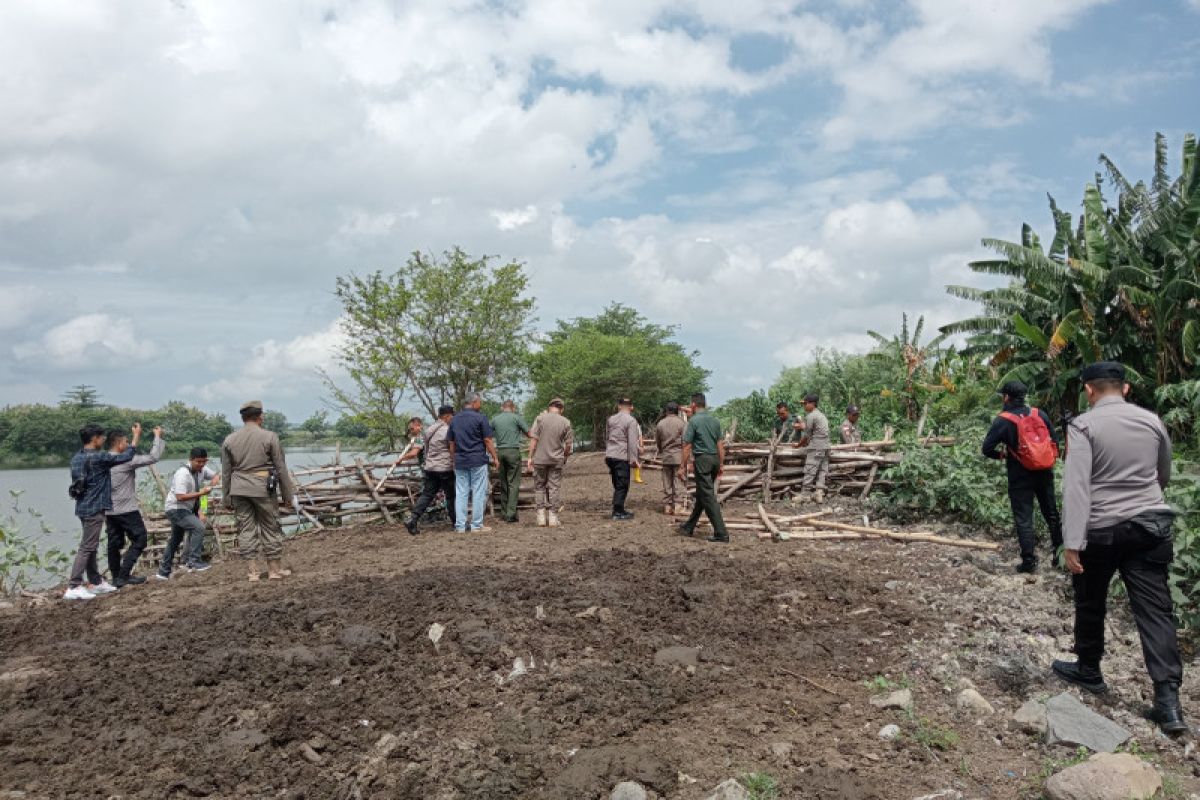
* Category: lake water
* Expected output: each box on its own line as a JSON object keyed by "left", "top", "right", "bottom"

{"left": 0, "top": 447, "right": 361, "bottom": 559}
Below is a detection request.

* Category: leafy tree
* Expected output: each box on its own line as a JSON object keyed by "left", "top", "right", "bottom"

{"left": 328, "top": 247, "right": 536, "bottom": 447}
{"left": 332, "top": 414, "right": 370, "bottom": 440}
{"left": 529, "top": 304, "right": 709, "bottom": 445}
{"left": 299, "top": 410, "right": 330, "bottom": 435}
{"left": 60, "top": 385, "right": 101, "bottom": 408}
{"left": 943, "top": 132, "right": 1200, "bottom": 428}
{"left": 262, "top": 410, "right": 289, "bottom": 437}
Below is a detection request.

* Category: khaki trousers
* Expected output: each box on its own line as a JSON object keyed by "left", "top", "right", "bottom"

{"left": 802, "top": 448, "right": 830, "bottom": 491}
{"left": 232, "top": 495, "right": 284, "bottom": 559}
{"left": 533, "top": 465, "right": 563, "bottom": 511}
{"left": 660, "top": 461, "right": 682, "bottom": 506}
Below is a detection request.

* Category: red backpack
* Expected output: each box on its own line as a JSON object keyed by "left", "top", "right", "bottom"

{"left": 998, "top": 408, "right": 1058, "bottom": 470}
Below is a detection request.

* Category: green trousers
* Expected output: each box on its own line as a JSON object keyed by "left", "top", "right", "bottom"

{"left": 683, "top": 453, "right": 727, "bottom": 536}
{"left": 497, "top": 448, "right": 523, "bottom": 520}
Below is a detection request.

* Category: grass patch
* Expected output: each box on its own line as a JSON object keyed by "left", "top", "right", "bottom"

{"left": 739, "top": 772, "right": 781, "bottom": 800}
{"left": 864, "top": 674, "right": 911, "bottom": 694}
{"left": 911, "top": 718, "right": 959, "bottom": 753}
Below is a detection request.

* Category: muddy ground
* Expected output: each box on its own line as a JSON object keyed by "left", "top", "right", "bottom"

{"left": 2, "top": 453, "right": 1198, "bottom": 799}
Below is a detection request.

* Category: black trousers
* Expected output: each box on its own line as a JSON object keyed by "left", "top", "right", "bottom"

{"left": 411, "top": 470, "right": 455, "bottom": 524}
{"left": 1008, "top": 471, "right": 1062, "bottom": 560}
{"left": 606, "top": 458, "right": 631, "bottom": 513}
{"left": 106, "top": 511, "right": 149, "bottom": 579}
{"left": 1072, "top": 518, "right": 1183, "bottom": 685}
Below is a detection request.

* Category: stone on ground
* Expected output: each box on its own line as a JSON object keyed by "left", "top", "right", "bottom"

{"left": 703, "top": 778, "right": 751, "bottom": 800}
{"left": 1012, "top": 698, "right": 1048, "bottom": 735}
{"left": 654, "top": 646, "right": 701, "bottom": 667}
{"left": 610, "top": 781, "right": 648, "bottom": 800}
{"left": 1043, "top": 752, "right": 1161, "bottom": 800}
{"left": 1044, "top": 692, "right": 1130, "bottom": 753}
{"left": 955, "top": 688, "right": 994, "bottom": 715}
{"left": 870, "top": 688, "right": 914, "bottom": 712}
{"left": 878, "top": 724, "right": 902, "bottom": 740}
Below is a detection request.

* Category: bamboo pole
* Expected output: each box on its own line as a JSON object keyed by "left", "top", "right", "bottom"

{"left": 356, "top": 457, "right": 395, "bottom": 525}
{"left": 717, "top": 465, "right": 764, "bottom": 503}
{"left": 804, "top": 518, "right": 998, "bottom": 550}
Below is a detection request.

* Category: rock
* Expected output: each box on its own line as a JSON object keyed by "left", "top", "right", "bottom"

{"left": 299, "top": 743, "right": 323, "bottom": 764}
{"left": 1045, "top": 692, "right": 1130, "bottom": 753}
{"left": 575, "top": 606, "right": 599, "bottom": 618}
{"left": 769, "top": 741, "right": 793, "bottom": 759}
{"left": 883, "top": 580, "right": 904, "bottom": 591}
{"left": 610, "top": 781, "right": 648, "bottom": 800}
{"left": 870, "top": 688, "right": 913, "bottom": 712}
{"left": 704, "top": 778, "right": 751, "bottom": 800}
{"left": 1043, "top": 752, "right": 1161, "bottom": 800}
{"left": 989, "top": 652, "right": 1042, "bottom": 694}
{"left": 878, "top": 724, "right": 901, "bottom": 740}
{"left": 956, "top": 688, "right": 995, "bottom": 715}
{"left": 654, "top": 646, "right": 701, "bottom": 668}
{"left": 597, "top": 607, "right": 615, "bottom": 624}
{"left": 1013, "top": 698, "right": 1049, "bottom": 735}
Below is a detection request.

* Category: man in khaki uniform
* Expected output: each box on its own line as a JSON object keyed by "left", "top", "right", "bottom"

{"left": 655, "top": 402, "right": 687, "bottom": 515}
{"left": 527, "top": 398, "right": 573, "bottom": 527}
{"left": 795, "top": 393, "right": 831, "bottom": 503}
{"left": 221, "top": 400, "right": 295, "bottom": 581}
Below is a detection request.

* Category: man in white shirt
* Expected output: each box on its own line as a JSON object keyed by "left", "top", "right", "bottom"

{"left": 157, "top": 447, "right": 218, "bottom": 579}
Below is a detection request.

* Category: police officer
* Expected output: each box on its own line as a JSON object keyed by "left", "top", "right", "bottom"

{"left": 677, "top": 393, "right": 729, "bottom": 543}
{"left": 221, "top": 400, "right": 296, "bottom": 581}
{"left": 1052, "top": 362, "right": 1186, "bottom": 734}
{"left": 795, "top": 394, "right": 831, "bottom": 503}
{"left": 982, "top": 380, "right": 1062, "bottom": 572}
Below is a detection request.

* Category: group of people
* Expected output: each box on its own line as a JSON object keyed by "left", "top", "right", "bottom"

{"left": 60, "top": 366, "right": 1187, "bottom": 735}
{"left": 64, "top": 400, "right": 297, "bottom": 600}
{"left": 981, "top": 362, "right": 1185, "bottom": 735}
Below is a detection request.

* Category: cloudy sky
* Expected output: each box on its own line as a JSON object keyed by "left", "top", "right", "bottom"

{"left": 2, "top": 0, "right": 1198, "bottom": 421}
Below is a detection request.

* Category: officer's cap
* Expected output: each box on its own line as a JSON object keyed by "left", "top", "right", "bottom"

{"left": 803, "top": 393, "right": 819, "bottom": 404}
{"left": 549, "top": 398, "right": 565, "bottom": 408}
{"left": 240, "top": 400, "right": 264, "bottom": 413}
{"left": 846, "top": 404, "right": 860, "bottom": 414}
{"left": 997, "top": 381, "right": 1026, "bottom": 399}
{"left": 617, "top": 397, "right": 633, "bottom": 407}
{"left": 1081, "top": 361, "right": 1126, "bottom": 383}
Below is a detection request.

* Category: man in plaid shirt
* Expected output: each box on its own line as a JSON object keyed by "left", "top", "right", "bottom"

{"left": 65, "top": 423, "right": 137, "bottom": 600}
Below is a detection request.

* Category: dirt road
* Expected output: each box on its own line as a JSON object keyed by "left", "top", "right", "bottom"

{"left": 1, "top": 453, "right": 1196, "bottom": 798}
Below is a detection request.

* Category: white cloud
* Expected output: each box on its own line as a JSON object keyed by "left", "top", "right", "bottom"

{"left": 180, "top": 319, "right": 347, "bottom": 405}
{"left": 492, "top": 206, "right": 540, "bottom": 231}
{"left": 12, "top": 314, "right": 161, "bottom": 369}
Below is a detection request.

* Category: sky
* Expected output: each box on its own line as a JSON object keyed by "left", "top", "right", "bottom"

{"left": 1, "top": 0, "right": 1198, "bottom": 422}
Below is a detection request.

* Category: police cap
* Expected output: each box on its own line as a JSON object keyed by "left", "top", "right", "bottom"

{"left": 997, "top": 381, "right": 1027, "bottom": 399}
{"left": 1081, "top": 361, "right": 1126, "bottom": 383}
{"left": 240, "top": 400, "right": 264, "bottom": 414}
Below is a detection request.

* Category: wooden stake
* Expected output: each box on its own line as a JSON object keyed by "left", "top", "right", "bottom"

{"left": 356, "top": 457, "right": 394, "bottom": 525}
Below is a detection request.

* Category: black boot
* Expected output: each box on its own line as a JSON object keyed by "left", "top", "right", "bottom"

{"left": 404, "top": 517, "right": 419, "bottom": 536}
{"left": 1150, "top": 682, "right": 1189, "bottom": 735}
{"left": 706, "top": 534, "right": 730, "bottom": 543}
{"left": 677, "top": 523, "right": 694, "bottom": 538}
{"left": 1016, "top": 556, "right": 1037, "bottom": 574}
{"left": 1052, "top": 659, "right": 1108, "bottom": 694}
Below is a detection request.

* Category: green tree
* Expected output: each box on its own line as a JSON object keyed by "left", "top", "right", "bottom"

{"left": 262, "top": 410, "right": 289, "bottom": 437}
{"left": 529, "top": 304, "right": 709, "bottom": 445}
{"left": 299, "top": 410, "right": 330, "bottom": 435}
{"left": 332, "top": 414, "right": 370, "bottom": 440}
{"left": 60, "top": 385, "right": 101, "bottom": 408}
{"left": 328, "top": 247, "right": 536, "bottom": 447}
{"left": 943, "top": 132, "right": 1200, "bottom": 427}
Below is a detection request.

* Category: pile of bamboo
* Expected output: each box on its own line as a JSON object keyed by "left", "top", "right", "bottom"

{"left": 695, "top": 505, "right": 998, "bottom": 551}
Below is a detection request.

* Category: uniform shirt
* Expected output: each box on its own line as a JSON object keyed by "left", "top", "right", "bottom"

{"left": 529, "top": 412, "right": 574, "bottom": 466}
{"left": 605, "top": 411, "right": 641, "bottom": 462}
{"left": 447, "top": 408, "right": 495, "bottom": 470}
{"left": 221, "top": 424, "right": 295, "bottom": 503}
{"left": 655, "top": 415, "right": 687, "bottom": 465}
{"left": 408, "top": 433, "right": 426, "bottom": 467}
{"left": 1062, "top": 395, "right": 1173, "bottom": 551}
{"left": 839, "top": 419, "right": 861, "bottom": 445}
{"left": 422, "top": 420, "right": 453, "bottom": 472}
{"left": 490, "top": 411, "right": 530, "bottom": 450}
{"left": 981, "top": 402, "right": 1060, "bottom": 487}
{"left": 70, "top": 447, "right": 137, "bottom": 518}
{"left": 108, "top": 435, "right": 166, "bottom": 516}
{"left": 165, "top": 464, "right": 218, "bottom": 513}
{"left": 772, "top": 415, "right": 798, "bottom": 442}
{"left": 683, "top": 410, "right": 722, "bottom": 455}
{"left": 802, "top": 409, "right": 831, "bottom": 450}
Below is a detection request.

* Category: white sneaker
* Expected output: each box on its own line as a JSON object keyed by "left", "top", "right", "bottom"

{"left": 88, "top": 581, "right": 119, "bottom": 594}
{"left": 63, "top": 586, "right": 96, "bottom": 601}
{"left": 548, "top": 512, "right": 561, "bottom": 528}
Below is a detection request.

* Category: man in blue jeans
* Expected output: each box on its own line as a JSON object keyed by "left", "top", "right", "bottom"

{"left": 157, "top": 447, "right": 218, "bottom": 578}
{"left": 446, "top": 393, "right": 499, "bottom": 533}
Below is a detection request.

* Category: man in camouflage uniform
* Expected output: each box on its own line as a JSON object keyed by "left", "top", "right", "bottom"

{"left": 840, "top": 405, "right": 862, "bottom": 445}
{"left": 773, "top": 402, "right": 801, "bottom": 442}
{"left": 795, "top": 393, "right": 831, "bottom": 503}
